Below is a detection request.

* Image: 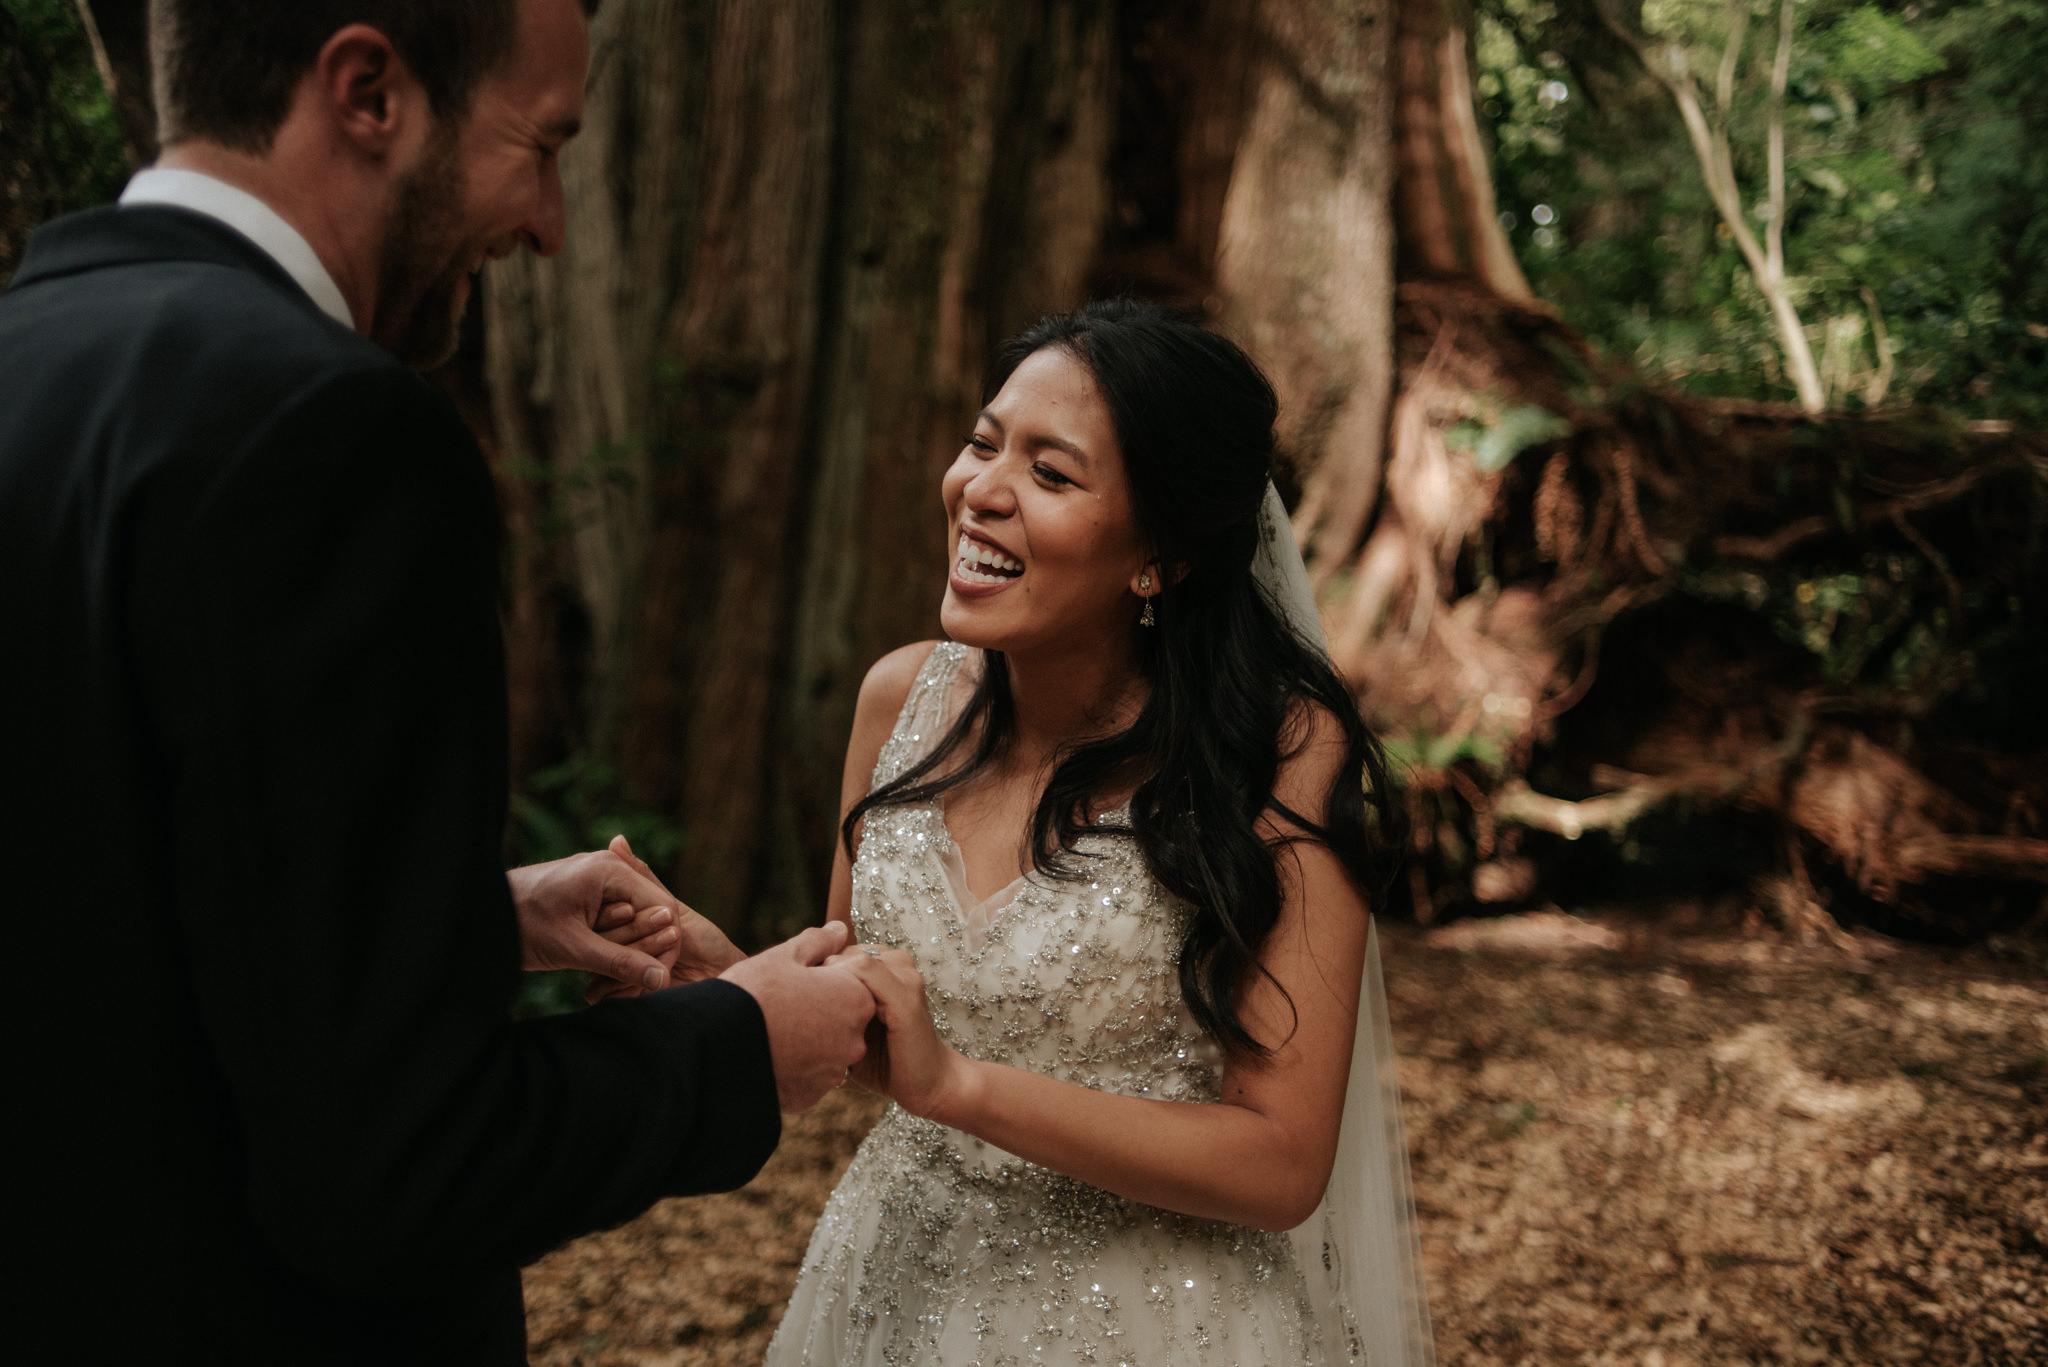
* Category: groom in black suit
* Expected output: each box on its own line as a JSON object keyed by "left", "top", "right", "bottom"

{"left": 0, "top": 1, "right": 872, "bottom": 1361}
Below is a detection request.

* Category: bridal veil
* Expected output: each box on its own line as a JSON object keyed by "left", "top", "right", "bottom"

{"left": 1255, "top": 483, "right": 1437, "bottom": 1367}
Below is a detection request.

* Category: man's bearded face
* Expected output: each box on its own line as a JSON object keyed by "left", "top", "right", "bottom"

{"left": 373, "top": 123, "right": 478, "bottom": 372}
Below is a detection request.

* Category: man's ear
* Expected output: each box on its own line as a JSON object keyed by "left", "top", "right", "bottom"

{"left": 312, "top": 24, "right": 421, "bottom": 159}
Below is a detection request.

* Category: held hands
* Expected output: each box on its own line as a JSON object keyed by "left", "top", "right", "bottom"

{"left": 585, "top": 836, "right": 752, "bottom": 1001}
{"left": 719, "top": 922, "right": 876, "bottom": 1113}
{"left": 509, "top": 836, "right": 744, "bottom": 998}
{"left": 825, "top": 944, "right": 975, "bottom": 1124}
{"left": 513, "top": 840, "right": 874, "bottom": 1113}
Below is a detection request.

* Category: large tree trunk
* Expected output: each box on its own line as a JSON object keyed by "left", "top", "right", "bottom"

{"left": 484, "top": 1, "right": 1119, "bottom": 936}
{"left": 1391, "top": 0, "right": 1527, "bottom": 297}
{"left": 777, "top": 2, "right": 1118, "bottom": 932}
{"left": 1213, "top": 0, "right": 1399, "bottom": 583}
{"left": 485, "top": 0, "right": 842, "bottom": 930}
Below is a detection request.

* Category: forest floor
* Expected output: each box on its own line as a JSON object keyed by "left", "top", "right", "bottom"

{"left": 524, "top": 908, "right": 2047, "bottom": 1367}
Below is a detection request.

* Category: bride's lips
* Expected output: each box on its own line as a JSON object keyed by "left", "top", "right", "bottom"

{"left": 950, "top": 528, "right": 1025, "bottom": 597}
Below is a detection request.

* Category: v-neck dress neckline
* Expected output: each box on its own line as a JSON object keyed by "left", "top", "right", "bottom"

{"left": 931, "top": 805, "right": 1029, "bottom": 939}
{"left": 921, "top": 643, "right": 1146, "bottom": 946}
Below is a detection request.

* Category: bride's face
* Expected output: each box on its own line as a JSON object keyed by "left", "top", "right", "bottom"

{"left": 939, "top": 348, "right": 1151, "bottom": 656}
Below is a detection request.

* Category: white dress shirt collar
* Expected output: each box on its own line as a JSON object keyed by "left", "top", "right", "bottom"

{"left": 120, "top": 168, "right": 355, "bottom": 330}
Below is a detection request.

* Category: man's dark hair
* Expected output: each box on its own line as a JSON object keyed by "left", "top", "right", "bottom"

{"left": 149, "top": 0, "right": 600, "bottom": 153}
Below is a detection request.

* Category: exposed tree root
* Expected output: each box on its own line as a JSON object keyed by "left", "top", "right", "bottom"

{"left": 1316, "top": 279, "right": 2048, "bottom": 941}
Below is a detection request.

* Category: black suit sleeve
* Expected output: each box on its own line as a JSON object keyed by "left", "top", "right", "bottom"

{"left": 129, "top": 363, "right": 779, "bottom": 1296}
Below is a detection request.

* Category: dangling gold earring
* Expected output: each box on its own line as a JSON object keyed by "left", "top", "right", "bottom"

{"left": 1138, "top": 573, "right": 1156, "bottom": 627}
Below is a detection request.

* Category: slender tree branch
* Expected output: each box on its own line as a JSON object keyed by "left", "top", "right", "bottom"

{"left": 70, "top": 0, "right": 118, "bottom": 99}
{"left": 1715, "top": 0, "right": 1747, "bottom": 117}
{"left": 1859, "top": 285, "right": 1893, "bottom": 406}
{"left": 1764, "top": 0, "right": 1792, "bottom": 286}
{"left": 1765, "top": 0, "right": 1823, "bottom": 411}
{"left": 1600, "top": 0, "right": 1824, "bottom": 413}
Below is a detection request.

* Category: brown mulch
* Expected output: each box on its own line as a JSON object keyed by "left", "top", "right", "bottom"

{"left": 524, "top": 914, "right": 2048, "bottom": 1365}
{"left": 522, "top": 1085, "right": 885, "bottom": 1367}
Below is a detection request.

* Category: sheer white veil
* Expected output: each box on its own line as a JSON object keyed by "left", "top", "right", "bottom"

{"left": 1255, "top": 483, "right": 1437, "bottom": 1367}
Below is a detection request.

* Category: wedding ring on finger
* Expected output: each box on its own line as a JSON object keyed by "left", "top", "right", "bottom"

{"left": 861, "top": 945, "right": 884, "bottom": 958}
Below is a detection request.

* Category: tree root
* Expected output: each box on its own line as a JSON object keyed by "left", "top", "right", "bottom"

{"left": 1329, "top": 283, "right": 2046, "bottom": 939}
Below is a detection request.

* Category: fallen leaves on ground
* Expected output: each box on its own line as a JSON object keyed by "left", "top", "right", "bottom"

{"left": 525, "top": 913, "right": 2046, "bottom": 1365}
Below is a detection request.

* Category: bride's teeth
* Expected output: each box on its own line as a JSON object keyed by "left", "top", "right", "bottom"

{"left": 955, "top": 536, "right": 1022, "bottom": 582}
{"left": 975, "top": 545, "right": 1019, "bottom": 570}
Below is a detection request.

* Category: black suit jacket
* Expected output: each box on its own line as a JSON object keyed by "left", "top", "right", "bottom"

{"left": 0, "top": 208, "right": 780, "bottom": 1363}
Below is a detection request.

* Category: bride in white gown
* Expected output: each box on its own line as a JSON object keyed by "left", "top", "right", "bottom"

{"left": 767, "top": 301, "right": 1433, "bottom": 1367}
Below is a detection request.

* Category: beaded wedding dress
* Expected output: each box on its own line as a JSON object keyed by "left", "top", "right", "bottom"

{"left": 765, "top": 631, "right": 1433, "bottom": 1366}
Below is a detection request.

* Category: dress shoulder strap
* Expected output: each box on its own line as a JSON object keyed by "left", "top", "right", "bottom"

{"left": 869, "top": 640, "right": 972, "bottom": 790}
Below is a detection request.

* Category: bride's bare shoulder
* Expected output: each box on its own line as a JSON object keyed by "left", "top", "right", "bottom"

{"left": 846, "top": 640, "right": 954, "bottom": 746}
{"left": 838, "top": 642, "right": 949, "bottom": 800}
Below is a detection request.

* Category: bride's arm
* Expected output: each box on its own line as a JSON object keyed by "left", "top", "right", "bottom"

{"left": 831, "top": 705, "right": 1369, "bottom": 1232}
{"left": 824, "top": 641, "right": 944, "bottom": 931}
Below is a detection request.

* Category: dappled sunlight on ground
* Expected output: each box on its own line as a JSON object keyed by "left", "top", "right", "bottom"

{"left": 525, "top": 914, "right": 2045, "bottom": 1365}
{"left": 1395, "top": 917, "right": 2043, "bottom": 1365}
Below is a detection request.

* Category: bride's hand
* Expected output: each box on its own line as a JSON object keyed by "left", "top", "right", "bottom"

{"left": 584, "top": 835, "right": 745, "bottom": 1002}
{"left": 825, "top": 945, "right": 972, "bottom": 1122}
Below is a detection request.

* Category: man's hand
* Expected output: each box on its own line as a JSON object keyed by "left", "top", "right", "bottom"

{"left": 577, "top": 836, "right": 750, "bottom": 1003}
{"left": 719, "top": 922, "right": 876, "bottom": 1113}
{"left": 509, "top": 839, "right": 743, "bottom": 995}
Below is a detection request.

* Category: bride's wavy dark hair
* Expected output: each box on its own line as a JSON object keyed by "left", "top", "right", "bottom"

{"left": 842, "top": 299, "right": 1396, "bottom": 1055}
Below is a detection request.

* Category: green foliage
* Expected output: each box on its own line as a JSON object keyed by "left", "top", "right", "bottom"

{"left": 1820, "top": 7, "right": 1944, "bottom": 92}
{"left": 1384, "top": 727, "right": 1507, "bottom": 780}
{"left": 512, "top": 967, "right": 593, "bottom": 1020}
{"left": 1477, "top": 0, "right": 2048, "bottom": 422}
{"left": 509, "top": 753, "right": 684, "bottom": 870}
{"left": 1, "top": 0, "right": 131, "bottom": 283}
{"left": 4, "top": 0, "right": 127, "bottom": 179}
{"left": 1448, "top": 403, "right": 1576, "bottom": 472}
{"left": 1676, "top": 511, "right": 2035, "bottom": 721}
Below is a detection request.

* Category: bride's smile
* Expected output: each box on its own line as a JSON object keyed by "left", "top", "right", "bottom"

{"left": 939, "top": 347, "right": 1155, "bottom": 655}
{"left": 950, "top": 529, "right": 1023, "bottom": 588}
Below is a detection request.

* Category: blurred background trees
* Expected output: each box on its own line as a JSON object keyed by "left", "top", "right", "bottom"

{"left": 1477, "top": 0, "right": 2048, "bottom": 422}
{"left": 0, "top": 0, "right": 129, "bottom": 285}
{"left": 6, "top": 0, "right": 2040, "bottom": 958}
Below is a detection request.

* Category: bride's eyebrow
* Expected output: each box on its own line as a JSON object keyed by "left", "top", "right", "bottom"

{"left": 976, "top": 410, "right": 1091, "bottom": 467}
{"left": 1031, "top": 433, "right": 1090, "bottom": 467}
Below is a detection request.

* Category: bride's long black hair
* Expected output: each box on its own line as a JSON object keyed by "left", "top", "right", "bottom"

{"left": 843, "top": 299, "right": 1396, "bottom": 1055}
